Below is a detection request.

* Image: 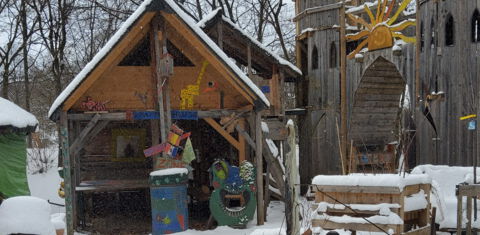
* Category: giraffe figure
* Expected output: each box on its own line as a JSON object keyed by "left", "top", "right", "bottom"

{"left": 180, "top": 61, "right": 209, "bottom": 110}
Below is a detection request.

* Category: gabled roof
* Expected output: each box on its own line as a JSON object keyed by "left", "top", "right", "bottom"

{"left": 0, "top": 97, "right": 38, "bottom": 133}
{"left": 48, "top": 0, "right": 270, "bottom": 119}
{"left": 197, "top": 9, "right": 302, "bottom": 81}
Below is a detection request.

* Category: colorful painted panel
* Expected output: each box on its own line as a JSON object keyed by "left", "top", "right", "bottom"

{"left": 150, "top": 185, "right": 188, "bottom": 234}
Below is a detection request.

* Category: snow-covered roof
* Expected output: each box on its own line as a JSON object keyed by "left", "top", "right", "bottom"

{"left": 48, "top": 0, "right": 270, "bottom": 119}
{"left": 0, "top": 97, "right": 38, "bottom": 131}
{"left": 197, "top": 8, "right": 302, "bottom": 77}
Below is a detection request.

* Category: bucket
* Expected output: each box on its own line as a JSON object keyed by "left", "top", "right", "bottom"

{"left": 150, "top": 168, "right": 188, "bottom": 234}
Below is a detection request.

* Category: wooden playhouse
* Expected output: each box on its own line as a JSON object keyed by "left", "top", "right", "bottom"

{"left": 48, "top": 0, "right": 300, "bottom": 234}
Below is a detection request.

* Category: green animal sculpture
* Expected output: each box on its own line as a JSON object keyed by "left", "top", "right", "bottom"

{"left": 209, "top": 160, "right": 256, "bottom": 226}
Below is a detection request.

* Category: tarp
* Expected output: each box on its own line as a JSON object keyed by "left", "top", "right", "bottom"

{"left": 0, "top": 133, "right": 30, "bottom": 198}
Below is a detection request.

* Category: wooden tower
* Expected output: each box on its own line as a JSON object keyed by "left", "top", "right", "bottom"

{"left": 415, "top": 0, "right": 480, "bottom": 167}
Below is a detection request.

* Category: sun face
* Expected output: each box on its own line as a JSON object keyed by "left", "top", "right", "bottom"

{"left": 346, "top": 0, "right": 416, "bottom": 59}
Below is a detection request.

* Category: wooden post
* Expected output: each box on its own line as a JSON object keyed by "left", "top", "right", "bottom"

{"left": 457, "top": 189, "right": 463, "bottom": 235}
{"left": 60, "top": 111, "right": 74, "bottom": 235}
{"left": 255, "top": 111, "right": 265, "bottom": 225}
{"left": 339, "top": 2, "right": 348, "bottom": 172}
{"left": 415, "top": 0, "right": 420, "bottom": 104}
{"left": 153, "top": 17, "right": 167, "bottom": 152}
{"left": 467, "top": 196, "right": 472, "bottom": 235}
{"left": 151, "top": 120, "right": 160, "bottom": 167}
{"left": 264, "top": 162, "right": 270, "bottom": 222}
{"left": 247, "top": 43, "right": 253, "bottom": 78}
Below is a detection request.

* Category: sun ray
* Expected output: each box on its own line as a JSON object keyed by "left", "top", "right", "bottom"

{"left": 378, "top": 0, "right": 388, "bottom": 22}
{"left": 392, "top": 32, "right": 416, "bottom": 43}
{"left": 387, "top": 0, "right": 413, "bottom": 25}
{"left": 390, "top": 20, "right": 416, "bottom": 32}
{"left": 347, "top": 14, "right": 373, "bottom": 30}
{"left": 384, "top": 0, "right": 396, "bottom": 20}
{"left": 347, "top": 39, "right": 368, "bottom": 59}
{"left": 364, "top": 4, "right": 376, "bottom": 25}
{"left": 375, "top": 0, "right": 383, "bottom": 24}
{"left": 346, "top": 31, "right": 370, "bottom": 41}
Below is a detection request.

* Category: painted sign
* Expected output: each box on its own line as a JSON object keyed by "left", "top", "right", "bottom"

{"left": 128, "top": 111, "right": 199, "bottom": 120}
{"left": 261, "top": 86, "right": 271, "bottom": 93}
{"left": 134, "top": 111, "right": 160, "bottom": 120}
{"left": 468, "top": 120, "right": 476, "bottom": 130}
{"left": 171, "top": 110, "right": 198, "bottom": 120}
{"left": 180, "top": 61, "right": 209, "bottom": 110}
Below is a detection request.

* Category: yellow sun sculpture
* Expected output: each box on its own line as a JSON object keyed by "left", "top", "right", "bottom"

{"left": 346, "top": 0, "right": 416, "bottom": 59}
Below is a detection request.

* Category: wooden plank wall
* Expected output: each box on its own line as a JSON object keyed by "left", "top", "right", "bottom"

{"left": 297, "top": 2, "right": 342, "bottom": 194}
{"left": 416, "top": 0, "right": 480, "bottom": 166}
{"left": 79, "top": 121, "right": 152, "bottom": 182}
{"left": 346, "top": 46, "right": 416, "bottom": 146}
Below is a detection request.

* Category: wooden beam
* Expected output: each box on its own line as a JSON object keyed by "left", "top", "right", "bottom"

{"left": 204, "top": 117, "right": 241, "bottom": 150}
{"left": 84, "top": 120, "right": 110, "bottom": 146}
{"left": 235, "top": 124, "right": 256, "bottom": 151}
{"left": 63, "top": 13, "right": 155, "bottom": 111}
{"left": 67, "top": 112, "right": 126, "bottom": 121}
{"left": 238, "top": 120, "right": 246, "bottom": 163}
{"left": 255, "top": 112, "right": 265, "bottom": 225}
{"left": 69, "top": 113, "right": 101, "bottom": 155}
{"left": 292, "top": 2, "right": 343, "bottom": 22}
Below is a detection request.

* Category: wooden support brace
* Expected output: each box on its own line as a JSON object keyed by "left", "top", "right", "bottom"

{"left": 204, "top": 117, "right": 241, "bottom": 150}
{"left": 69, "top": 113, "right": 101, "bottom": 155}
{"left": 84, "top": 120, "right": 110, "bottom": 146}
{"left": 235, "top": 124, "right": 256, "bottom": 151}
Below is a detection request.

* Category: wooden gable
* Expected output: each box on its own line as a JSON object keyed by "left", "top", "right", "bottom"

{"left": 68, "top": 12, "right": 259, "bottom": 113}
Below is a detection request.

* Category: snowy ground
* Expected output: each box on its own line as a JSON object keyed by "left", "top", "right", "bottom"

{"left": 176, "top": 201, "right": 286, "bottom": 235}
{"left": 28, "top": 169, "right": 65, "bottom": 214}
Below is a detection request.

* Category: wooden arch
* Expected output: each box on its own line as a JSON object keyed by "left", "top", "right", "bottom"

{"left": 350, "top": 56, "right": 405, "bottom": 146}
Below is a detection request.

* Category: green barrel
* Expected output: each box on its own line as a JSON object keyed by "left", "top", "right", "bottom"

{"left": 150, "top": 168, "right": 189, "bottom": 235}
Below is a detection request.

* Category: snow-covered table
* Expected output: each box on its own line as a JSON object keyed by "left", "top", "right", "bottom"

{"left": 310, "top": 174, "right": 432, "bottom": 235}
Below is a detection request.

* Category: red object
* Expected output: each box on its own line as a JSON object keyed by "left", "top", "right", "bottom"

{"left": 126, "top": 110, "right": 134, "bottom": 121}
{"left": 170, "top": 124, "right": 184, "bottom": 135}
{"left": 81, "top": 96, "right": 109, "bottom": 111}
{"left": 180, "top": 132, "right": 191, "bottom": 140}
{"left": 177, "top": 214, "right": 185, "bottom": 230}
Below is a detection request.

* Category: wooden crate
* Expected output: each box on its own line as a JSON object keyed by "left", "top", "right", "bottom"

{"left": 310, "top": 182, "right": 431, "bottom": 235}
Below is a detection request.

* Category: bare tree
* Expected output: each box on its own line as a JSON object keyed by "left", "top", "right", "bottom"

{"left": 266, "top": 0, "right": 290, "bottom": 61}
{"left": 31, "top": 0, "right": 75, "bottom": 96}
